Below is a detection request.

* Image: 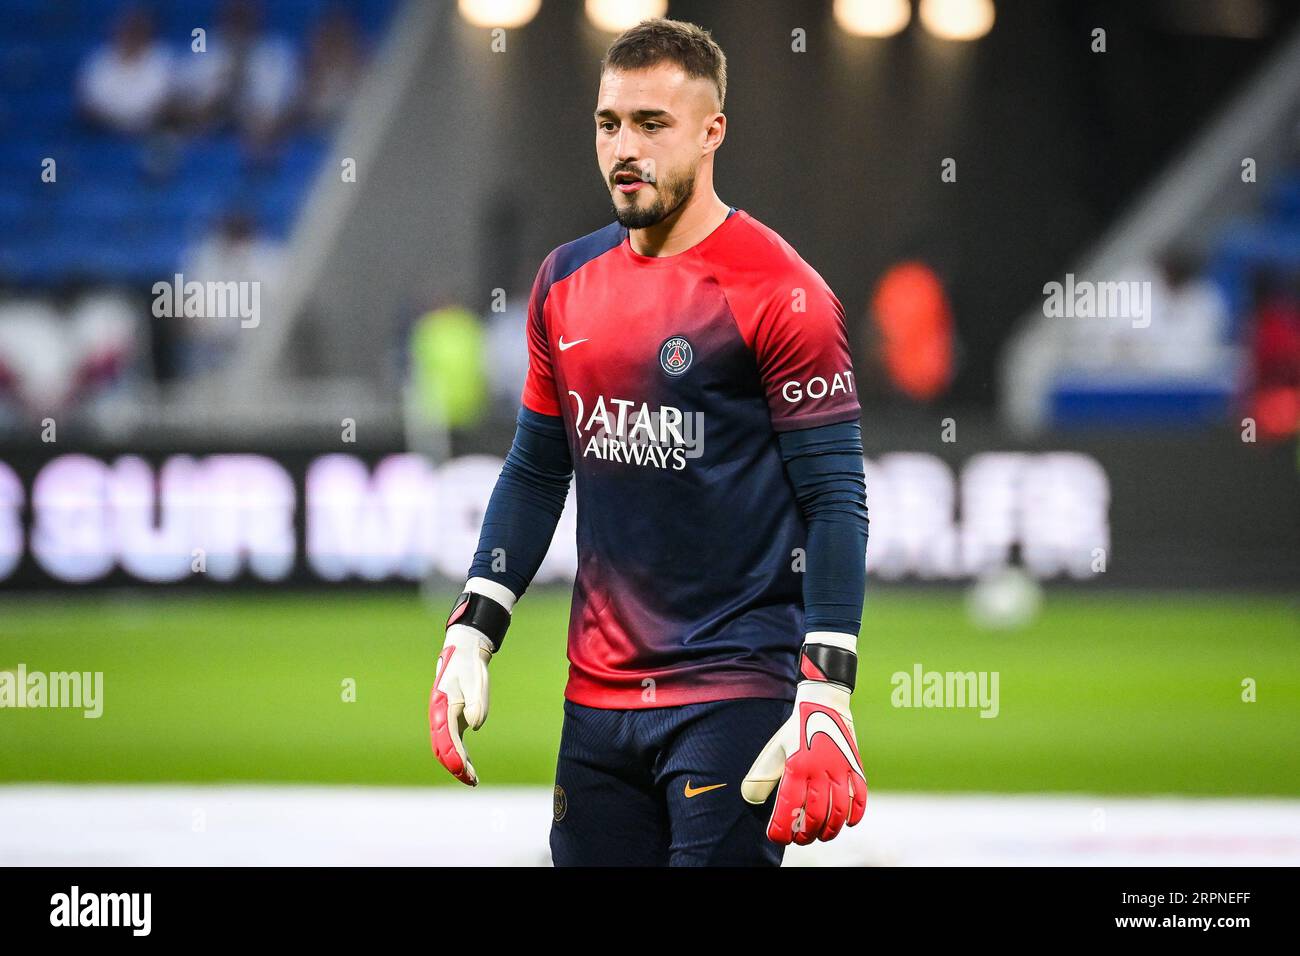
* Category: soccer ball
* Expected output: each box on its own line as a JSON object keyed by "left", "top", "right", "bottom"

{"left": 965, "top": 566, "right": 1043, "bottom": 631}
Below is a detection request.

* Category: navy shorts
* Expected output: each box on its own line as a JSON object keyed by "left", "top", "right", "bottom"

{"left": 549, "top": 697, "right": 790, "bottom": 867}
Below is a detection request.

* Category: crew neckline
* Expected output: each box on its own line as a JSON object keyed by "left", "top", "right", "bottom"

{"left": 620, "top": 206, "right": 741, "bottom": 265}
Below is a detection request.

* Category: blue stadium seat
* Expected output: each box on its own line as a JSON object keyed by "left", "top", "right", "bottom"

{"left": 1267, "top": 173, "right": 1300, "bottom": 224}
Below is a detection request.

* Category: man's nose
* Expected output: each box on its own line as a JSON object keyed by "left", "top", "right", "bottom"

{"left": 613, "top": 126, "right": 639, "bottom": 164}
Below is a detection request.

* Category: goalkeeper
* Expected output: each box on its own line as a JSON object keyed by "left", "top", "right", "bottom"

{"left": 429, "top": 18, "right": 869, "bottom": 866}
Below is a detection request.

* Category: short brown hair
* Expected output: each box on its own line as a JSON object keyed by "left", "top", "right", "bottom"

{"left": 601, "top": 18, "right": 727, "bottom": 111}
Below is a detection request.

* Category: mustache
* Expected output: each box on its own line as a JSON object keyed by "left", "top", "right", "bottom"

{"left": 610, "top": 164, "right": 657, "bottom": 184}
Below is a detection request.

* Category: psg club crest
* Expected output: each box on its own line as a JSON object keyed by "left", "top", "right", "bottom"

{"left": 659, "top": 335, "right": 694, "bottom": 376}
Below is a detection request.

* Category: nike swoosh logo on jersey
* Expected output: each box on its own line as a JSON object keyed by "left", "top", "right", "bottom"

{"left": 683, "top": 780, "right": 727, "bottom": 798}
{"left": 557, "top": 337, "right": 588, "bottom": 351}
{"left": 804, "top": 710, "right": 865, "bottom": 779}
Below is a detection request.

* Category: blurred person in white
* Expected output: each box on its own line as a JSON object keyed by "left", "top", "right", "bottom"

{"left": 175, "top": 211, "right": 284, "bottom": 378}
{"left": 175, "top": 0, "right": 299, "bottom": 148}
{"left": 303, "top": 4, "right": 365, "bottom": 129}
{"left": 1145, "top": 254, "right": 1231, "bottom": 374}
{"left": 0, "top": 298, "right": 67, "bottom": 422}
{"left": 77, "top": 6, "right": 173, "bottom": 134}
{"left": 0, "top": 291, "right": 141, "bottom": 423}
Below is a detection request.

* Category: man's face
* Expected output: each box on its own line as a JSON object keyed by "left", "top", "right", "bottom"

{"left": 595, "top": 63, "right": 720, "bottom": 230}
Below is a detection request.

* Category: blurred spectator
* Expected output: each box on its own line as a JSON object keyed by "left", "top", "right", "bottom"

{"left": 175, "top": 211, "right": 284, "bottom": 378}
{"left": 175, "top": 0, "right": 300, "bottom": 149}
{"left": 0, "top": 291, "right": 140, "bottom": 417}
{"left": 0, "top": 298, "right": 68, "bottom": 414}
{"left": 68, "top": 291, "right": 144, "bottom": 401}
{"left": 77, "top": 6, "right": 173, "bottom": 134}
{"left": 408, "top": 303, "right": 488, "bottom": 431}
{"left": 1145, "top": 253, "right": 1230, "bottom": 373}
{"left": 1248, "top": 269, "right": 1300, "bottom": 441}
{"left": 303, "top": 5, "right": 366, "bottom": 128}
{"left": 870, "top": 261, "right": 955, "bottom": 402}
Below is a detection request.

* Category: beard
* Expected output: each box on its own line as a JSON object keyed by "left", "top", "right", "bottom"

{"left": 610, "top": 159, "right": 697, "bottom": 230}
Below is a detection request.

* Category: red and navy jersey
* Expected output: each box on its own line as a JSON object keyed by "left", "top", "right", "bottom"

{"left": 523, "top": 208, "right": 860, "bottom": 708}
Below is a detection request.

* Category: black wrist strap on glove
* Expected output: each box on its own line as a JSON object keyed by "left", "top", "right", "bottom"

{"left": 799, "top": 642, "right": 857, "bottom": 692}
{"left": 447, "top": 591, "right": 511, "bottom": 653}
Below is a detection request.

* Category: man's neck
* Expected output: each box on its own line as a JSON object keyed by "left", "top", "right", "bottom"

{"left": 628, "top": 192, "right": 731, "bottom": 258}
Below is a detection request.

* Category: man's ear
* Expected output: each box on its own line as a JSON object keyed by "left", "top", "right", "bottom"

{"left": 704, "top": 112, "right": 726, "bottom": 152}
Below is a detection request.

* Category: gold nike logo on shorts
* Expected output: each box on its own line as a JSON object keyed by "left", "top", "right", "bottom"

{"left": 683, "top": 780, "right": 728, "bottom": 798}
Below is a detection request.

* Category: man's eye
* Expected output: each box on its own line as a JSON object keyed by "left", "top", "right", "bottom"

{"left": 643, "top": 123, "right": 662, "bottom": 132}
{"left": 599, "top": 122, "right": 617, "bottom": 132}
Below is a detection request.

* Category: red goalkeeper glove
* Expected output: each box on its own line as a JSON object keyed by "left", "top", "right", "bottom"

{"left": 741, "top": 634, "right": 867, "bottom": 844}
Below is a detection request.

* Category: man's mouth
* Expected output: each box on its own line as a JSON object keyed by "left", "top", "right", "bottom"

{"left": 614, "top": 170, "right": 647, "bottom": 193}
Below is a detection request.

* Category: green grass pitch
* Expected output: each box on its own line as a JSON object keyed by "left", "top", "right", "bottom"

{"left": 1, "top": 588, "right": 1296, "bottom": 795}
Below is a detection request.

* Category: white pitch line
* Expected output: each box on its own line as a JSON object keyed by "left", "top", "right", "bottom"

{"left": 1, "top": 786, "right": 1298, "bottom": 866}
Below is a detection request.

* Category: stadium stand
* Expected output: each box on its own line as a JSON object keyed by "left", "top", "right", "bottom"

{"left": 0, "top": 0, "right": 395, "bottom": 286}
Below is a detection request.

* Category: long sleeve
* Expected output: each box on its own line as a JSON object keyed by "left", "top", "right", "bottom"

{"left": 777, "top": 419, "right": 869, "bottom": 634}
{"left": 465, "top": 405, "right": 573, "bottom": 598}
